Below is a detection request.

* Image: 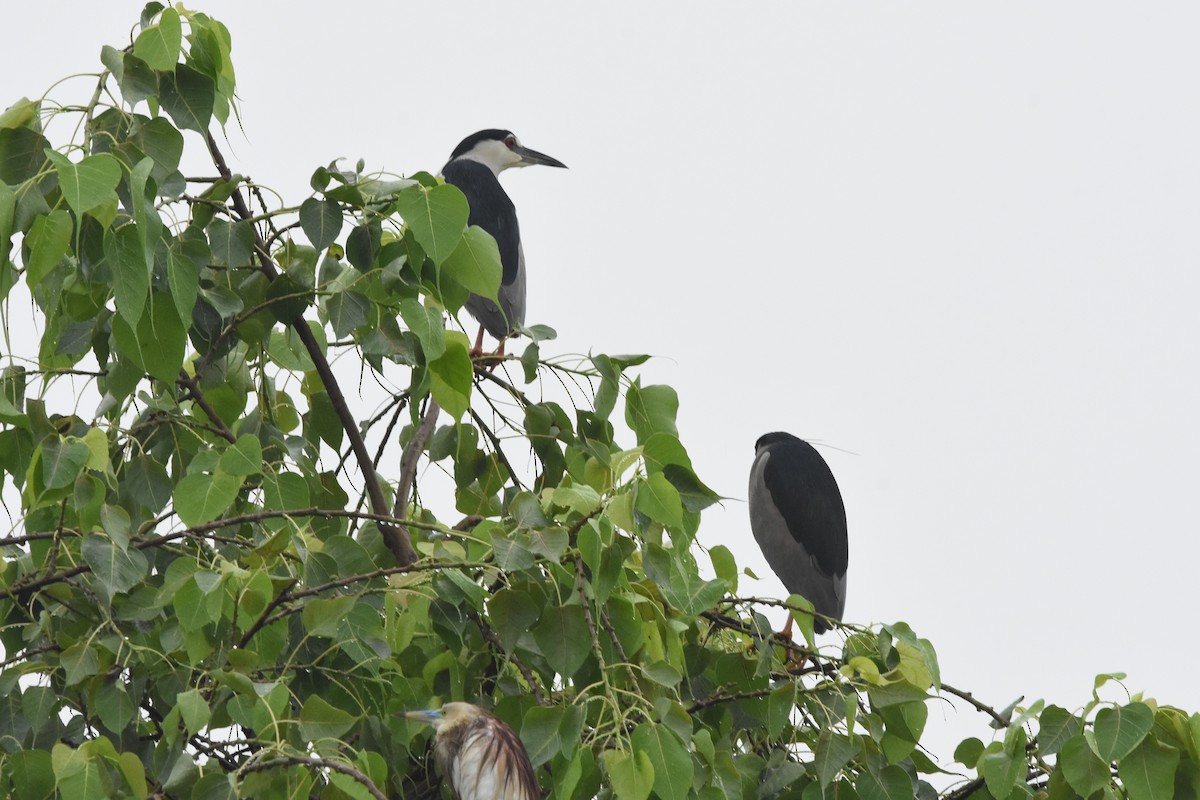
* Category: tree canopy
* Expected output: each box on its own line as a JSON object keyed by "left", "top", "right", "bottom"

{"left": 0, "top": 4, "right": 1196, "bottom": 800}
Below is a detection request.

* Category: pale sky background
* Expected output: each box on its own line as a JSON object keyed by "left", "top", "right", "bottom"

{"left": 3, "top": 0, "right": 1199, "bottom": 769}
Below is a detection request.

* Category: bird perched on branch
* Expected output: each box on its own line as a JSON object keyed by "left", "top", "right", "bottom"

{"left": 749, "top": 432, "right": 849, "bottom": 635}
{"left": 404, "top": 702, "right": 539, "bottom": 800}
{"left": 442, "top": 129, "right": 567, "bottom": 357}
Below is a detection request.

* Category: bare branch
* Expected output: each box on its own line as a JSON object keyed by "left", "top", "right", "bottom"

{"left": 240, "top": 754, "right": 387, "bottom": 800}
{"left": 941, "top": 683, "right": 1012, "bottom": 729}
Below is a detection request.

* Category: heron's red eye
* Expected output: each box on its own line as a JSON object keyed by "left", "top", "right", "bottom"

{"left": 505, "top": 136, "right": 515, "bottom": 149}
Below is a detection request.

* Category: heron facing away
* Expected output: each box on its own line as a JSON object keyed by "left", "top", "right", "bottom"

{"left": 748, "top": 432, "right": 849, "bottom": 635}
{"left": 441, "top": 129, "right": 567, "bottom": 357}
{"left": 404, "top": 702, "right": 539, "bottom": 800}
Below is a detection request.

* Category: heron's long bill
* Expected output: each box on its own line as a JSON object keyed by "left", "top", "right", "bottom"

{"left": 512, "top": 144, "right": 567, "bottom": 169}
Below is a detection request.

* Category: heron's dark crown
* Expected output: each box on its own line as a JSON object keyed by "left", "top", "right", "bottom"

{"left": 449, "top": 129, "right": 515, "bottom": 161}
{"left": 755, "top": 431, "right": 803, "bottom": 451}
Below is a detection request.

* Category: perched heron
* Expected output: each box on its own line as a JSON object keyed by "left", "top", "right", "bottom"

{"left": 748, "top": 432, "right": 848, "bottom": 635}
{"left": 404, "top": 702, "right": 539, "bottom": 800}
{"left": 442, "top": 129, "right": 567, "bottom": 357}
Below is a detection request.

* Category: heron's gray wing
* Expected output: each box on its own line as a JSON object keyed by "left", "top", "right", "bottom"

{"left": 749, "top": 447, "right": 847, "bottom": 630}
{"left": 497, "top": 242, "right": 526, "bottom": 331}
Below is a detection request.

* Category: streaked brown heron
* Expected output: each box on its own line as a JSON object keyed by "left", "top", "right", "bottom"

{"left": 441, "top": 129, "right": 567, "bottom": 358}
{"left": 749, "top": 431, "right": 849, "bottom": 635}
{"left": 404, "top": 702, "right": 539, "bottom": 800}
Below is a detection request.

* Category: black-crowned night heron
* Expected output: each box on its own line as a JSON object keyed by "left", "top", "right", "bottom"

{"left": 748, "top": 432, "right": 848, "bottom": 634}
{"left": 442, "top": 129, "right": 567, "bottom": 357}
{"left": 404, "top": 702, "right": 539, "bottom": 800}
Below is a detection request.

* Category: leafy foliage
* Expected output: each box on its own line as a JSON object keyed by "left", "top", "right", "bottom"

{"left": 1, "top": 5, "right": 1198, "bottom": 800}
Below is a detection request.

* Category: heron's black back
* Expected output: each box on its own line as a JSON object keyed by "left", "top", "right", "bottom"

{"left": 756, "top": 432, "right": 848, "bottom": 578}
{"left": 442, "top": 159, "right": 521, "bottom": 287}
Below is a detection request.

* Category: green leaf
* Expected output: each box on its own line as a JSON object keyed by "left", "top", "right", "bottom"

{"left": 491, "top": 530, "right": 536, "bottom": 571}
{"left": 173, "top": 468, "right": 242, "bottom": 526}
{"left": 345, "top": 220, "right": 380, "bottom": 270}
{"left": 1094, "top": 703, "right": 1155, "bottom": 762}
{"left": 0, "top": 97, "right": 36, "bottom": 129}
{"left": 109, "top": 224, "right": 150, "bottom": 325}
{"left": 645, "top": 544, "right": 727, "bottom": 616}
{"left": 176, "top": 688, "right": 211, "bottom": 735}
{"left": 173, "top": 576, "right": 219, "bottom": 631}
{"left": 764, "top": 683, "right": 793, "bottom": 738}
{"left": 299, "top": 694, "right": 357, "bottom": 741}
{"left": 1117, "top": 738, "right": 1180, "bottom": 800}
{"left": 123, "top": 456, "right": 172, "bottom": 514}
{"left": 60, "top": 642, "right": 100, "bottom": 686}
{"left": 532, "top": 605, "right": 590, "bottom": 676}
{"left": 814, "top": 730, "right": 858, "bottom": 788}
{"left": 645, "top": 660, "right": 683, "bottom": 688}
{"left": 218, "top": 434, "right": 263, "bottom": 478}
{"left": 0, "top": 126, "right": 51, "bottom": 184}
{"left": 40, "top": 436, "right": 90, "bottom": 489}
{"left": 954, "top": 738, "right": 985, "bottom": 769}
{"left": 1038, "top": 705, "right": 1082, "bottom": 756}
{"left": 631, "top": 723, "right": 693, "bottom": 800}
{"left": 527, "top": 527, "right": 569, "bottom": 560}
{"left": 635, "top": 473, "right": 683, "bottom": 529}
{"left": 116, "top": 752, "right": 148, "bottom": 798}
{"left": 522, "top": 705, "right": 584, "bottom": 767}
{"left": 300, "top": 197, "right": 342, "bottom": 251}
{"left": 208, "top": 218, "right": 254, "bottom": 267}
{"left": 663, "top": 463, "right": 721, "bottom": 512}
{"left": 488, "top": 589, "right": 540, "bottom": 649}
{"left": 856, "top": 765, "right": 914, "bottom": 800}
{"left": 302, "top": 595, "right": 356, "bottom": 637}
{"left": 327, "top": 289, "right": 369, "bottom": 338}
{"left": 24, "top": 209, "right": 73, "bottom": 288}
{"left": 44, "top": 150, "right": 122, "bottom": 215}
{"left": 442, "top": 224, "right": 502, "bottom": 299}
{"left": 399, "top": 297, "right": 446, "bottom": 360}
{"left": 117, "top": 53, "right": 159, "bottom": 106}
{"left": 95, "top": 681, "right": 136, "bottom": 732}
{"left": 159, "top": 63, "right": 215, "bottom": 133}
{"left": 7, "top": 750, "right": 55, "bottom": 800}
{"left": 1061, "top": 733, "right": 1111, "bottom": 797}
{"left": 393, "top": 182, "right": 468, "bottom": 266}
{"left": 131, "top": 157, "right": 161, "bottom": 263}
{"left": 428, "top": 333, "right": 473, "bottom": 420}
{"left": 81, "top": 534, "right": 149, "bottom": 598}
{"left": 133, "top": 6, "right": 182, "bottom": 70}
{"left": 709, "top": 544, "right": 737, "bottom": 590}
{"left": 166, "top": 235, "right": 201, "bottom": 325}
{"left": 551, "top": 484, "right": 602, "bottom": 515}
{"left": 977, "top": 735, "right": 1025, "bottom": 799}
{"left": 625, "top": 382, "right": 679, "bottom": 443}
{"left": 52, "top": 742, "right": 104, "bottom": 800}
{"left": 111, "top": 292, "right": 187, "bottom": 383}
{"left": 263, "top": 470, "right": 310, "bottom": 510}
{"left": 133, "top": 117, "right": 184, "bottom": 177}
{"left": 604, "top": 749, "right": 654, "bottom": 800}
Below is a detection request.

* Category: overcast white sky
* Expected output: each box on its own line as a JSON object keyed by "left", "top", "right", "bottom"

{"left": 4, "top": 0, "right": 1199, "bottom": 765}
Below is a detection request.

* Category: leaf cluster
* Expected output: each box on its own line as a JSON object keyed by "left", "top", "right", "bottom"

{"left": 0, "top": 5, "right": 1197, "bottom": 800}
